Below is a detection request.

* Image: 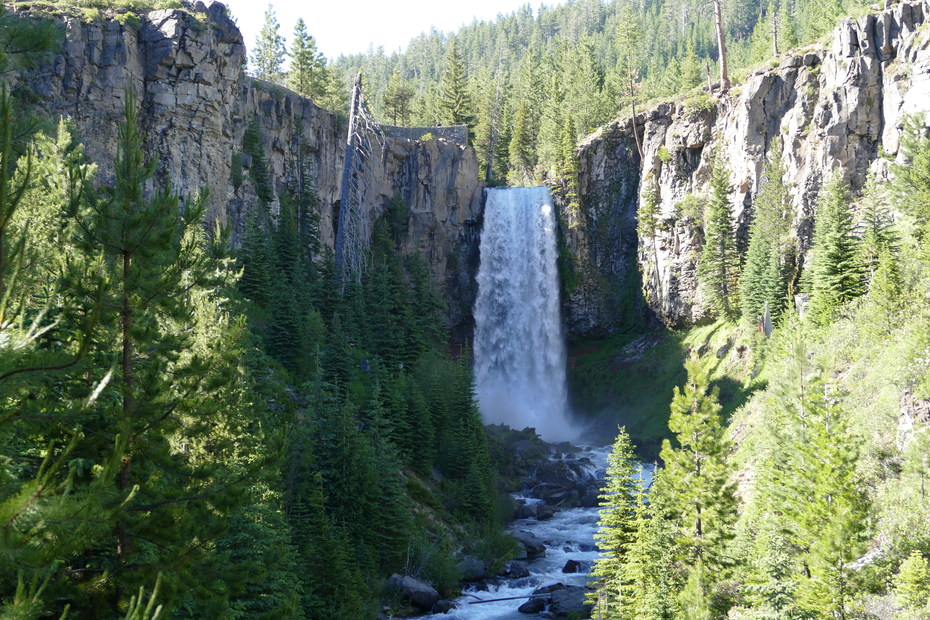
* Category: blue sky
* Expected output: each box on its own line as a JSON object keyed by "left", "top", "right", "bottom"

{"left": 221, "top": 0, "right": 563, "bottom": 61}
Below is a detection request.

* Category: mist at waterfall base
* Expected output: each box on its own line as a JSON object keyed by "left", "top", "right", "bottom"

{"left": 473, "top": 187, "right": 580, "bottom": 442}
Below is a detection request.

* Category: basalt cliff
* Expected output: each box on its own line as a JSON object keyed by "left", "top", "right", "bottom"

{"left": 15, "top": 0, "right": 930, "bottom": 337}
{"left": 14, "top": 0, "right": 482, "bottom": 332}
{"left": 567, "top": 0, "right": 930, "bottom": 333}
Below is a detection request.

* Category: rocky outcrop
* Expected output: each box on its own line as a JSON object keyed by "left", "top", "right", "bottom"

{"left": 16, "top": 1, "right": 482, "bottom": 330}
{"left": 512, "top": 530, "right": 547, "bottom": 561}
{"left": 573, "top": 0, "right": 930, "bottom": 329}
{"left": 517, "top": 583, "right": 593, "bottom": 618}
{"left": 387, "top": 573, "right": 440, "bottom": 612}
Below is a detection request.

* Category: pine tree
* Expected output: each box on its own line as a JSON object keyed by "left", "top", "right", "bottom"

{"left": 806, "top": 177, "right": 862, "bottom": 323}
{"left": 590, "top": 427, "right": 641, "bottom": 616}
{"left": 251, "top": 4, "right": 287, "bottom": 84}
{"left": 75, "top": 89, "right": 252, "bottom": 612}
{"left": 558, "top": 116, "right": 581, "bottom": 228}
{"left": 438, "top": 39, "right": 473, "bottom": 129}
{"left": 858, "top": 178, "right": 898, "bottom": 283}
{"left": 699, "top": 150, "right": 740, "bottom": 320}
{"left": 0, "top": 88, "right": 120, "bottom": 618}
{"left": 383, "top": 67, "right": 415, "bottom": 125}
{"left": 659, "top": 358, "right": 737, "bottom": 574}
{"left": 287, "top": 18, "right": 324, "bottom": 99}
{"left": 619, "top": 472, "right": 681, "bottom": 619}
{"left": 895, "top": 550, "right": 930, "bottom": 611}
{"left": 740, "top": 146, "right": 792, "bottom": 324}
{"left": 892, "top": 115, "right": 930, "bottom": 240}
{"left": 761, "top": 323, "right": 870, "bottom": 618}
{"left": 508, "top": 101, "right": 535, "bottom": 185}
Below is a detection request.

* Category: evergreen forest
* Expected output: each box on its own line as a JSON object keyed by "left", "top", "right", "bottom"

{"left": 2, "top": 0, "right": 930, "bottom": 618}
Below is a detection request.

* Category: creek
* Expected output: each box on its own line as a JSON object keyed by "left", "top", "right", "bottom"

{"left": 422, "top": 447, "right": 653, "bottom": 619}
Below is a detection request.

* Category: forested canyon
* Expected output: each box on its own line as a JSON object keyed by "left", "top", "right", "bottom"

{"left": 3, "top": 0, "right": 930, "bottom": 618}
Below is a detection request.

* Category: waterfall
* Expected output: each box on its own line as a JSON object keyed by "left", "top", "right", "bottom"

{"left": 473, "top": 187, "right": 576, "bottom": 441}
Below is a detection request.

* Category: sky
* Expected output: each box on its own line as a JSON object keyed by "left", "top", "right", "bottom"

{"left": 220, "top": 0, "right": 563, "bottom": 61}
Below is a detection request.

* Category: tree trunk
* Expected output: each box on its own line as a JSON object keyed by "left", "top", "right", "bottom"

{"left": 773, "top": 11, "right": 780, "bottom": 56}
{"left": 713, "top": 0, "right": 730, "bottom": 91}
{"left": 629, "top": 67, "right": 643, "bottom": 160}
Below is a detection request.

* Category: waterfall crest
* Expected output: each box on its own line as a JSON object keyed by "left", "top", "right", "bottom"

{"left": 473, "top": 187, "right": 576, "bottom": 441}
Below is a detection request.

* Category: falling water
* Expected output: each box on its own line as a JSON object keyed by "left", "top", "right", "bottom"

{"left": 473, "top": 187, "right": 576, "bottom": 441}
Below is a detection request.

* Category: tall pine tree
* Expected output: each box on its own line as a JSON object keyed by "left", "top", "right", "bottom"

{"left": 699, "top": 150, "right": 740, "bottom": 320}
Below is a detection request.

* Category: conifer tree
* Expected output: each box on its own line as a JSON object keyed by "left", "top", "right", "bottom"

{"left": 740, "top": 145, "right": 792, "bottom": 324}
{"left": 892, "top": 116, "right": 930, "bottom": 239}
{"left": 619, "top": 472, "right": 681, "bottom": 619}
{"left": 251, "top": 4, "right": 287, "bottom": 84}
{"left": 508, "top": 101, "right": 535, "bottom": 185}
{"left": 858, "top": 178, "right": 898, "bottom": 282}
{"left": 0, "top": 89, "right": 119, "bottom": 618}
{"left": 659, "top": 358, "right": 737, "bottom": 575}
{"left": 699, "top": 150, "right": 740, "bottom": 319}
{"left": 287, "top": 18, "right": 325, "bottom": 99}
{"left": 558, "top": 116, "right": 581, "bottom": 228}
{"left": 590, "top": 427, "right": 641, "bottom": 616}
{"left": 383, "top": 67, "right": 415, "bottom": 125}
{"left": 75, "top": 90, "right": 252, "bottom": 612}
{"left": 761, "top": 323, "right": 870, "bottom": 618}
{"left": 806, "top": 177, "right": 862, "bottom": 323}
{"left": 895, "top": 550, "right": 930, "bottom": 611}
{"left": 439, "top": 39, "right": 473, "bottom": 129}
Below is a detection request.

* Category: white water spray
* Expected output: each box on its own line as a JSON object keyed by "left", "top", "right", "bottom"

{"left": 473, "top": 187, "right": 576, "bottom": 441}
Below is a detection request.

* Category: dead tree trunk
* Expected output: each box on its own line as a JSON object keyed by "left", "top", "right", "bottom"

{"left": 713, "top": 0, "right": 730, "bottom": 91}
{"left": 629, "top": 67, "right": 643, "bottom": 159}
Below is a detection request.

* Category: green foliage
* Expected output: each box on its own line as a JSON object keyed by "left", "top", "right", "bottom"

{"left": 895, "top": 550, "right": 930, "bottom": 611}
{"left": 438, "top": 39, "right": 473, "bottom": 129}
{"left": 658, "top": 357, "right": 737, "bottom": 573}
{"left": 657, "top": 145, "right": 672, "bottom": 164}
{"left": 383, "top": 68, "right": 415, "bottom": 126}
{"left": 251, "top": 4, "right": 286, "bottom": 84}
{"left": 675, "top": 193, "right": 705, "bottom": 227}
{"left": 892, "top": 114, "right": 930, "bottom": 264}
{"left": 590, "top": 427, "right": 642, "bottom": 616}
{"left": 806, "top": 176, "right": 862, "bottom": 323}
{"left": 749, "top": 321, "right": 870, "bottom": 618}
{"left": 698, "top": 149, "right": 740, "bottom": 320}
{"left": 558, "top": 116, "right": 582, "bottom": 228}
{"left": 637, "top": 173, "right": 660, "bottom": 238}
{"left": 740, "top": 144, "right": 792, "bottom": 325}
{"left": 507, "top": 101, "right": 535, "bottom": 185}
{"left": 243, "top": 118, "right": 274, "bottom": 208}
{"left": 287, "top": 18, "right": 325, "bottom": 100}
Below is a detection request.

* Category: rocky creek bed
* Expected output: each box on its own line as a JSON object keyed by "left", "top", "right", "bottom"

{"left": 387, "top": 442, "right": 652, "bottom": 619}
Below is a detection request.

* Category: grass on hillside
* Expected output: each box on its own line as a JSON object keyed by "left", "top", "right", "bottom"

{"left": 569, "top": 320, "right": 764, "bottom": 460}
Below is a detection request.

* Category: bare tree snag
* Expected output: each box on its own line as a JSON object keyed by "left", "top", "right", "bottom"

{"left": 713, "top": 0, "right": 730, "bottom": 91}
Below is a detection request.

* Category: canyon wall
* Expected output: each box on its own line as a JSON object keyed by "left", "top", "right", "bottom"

{"left": 16, "top": 0, "right": 482, "bottom": 330}
{"left": 570, "top": 0, "right": 930, "bottom": 331}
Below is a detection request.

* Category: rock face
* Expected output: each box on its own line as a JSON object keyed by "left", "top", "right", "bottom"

{"left": 17, "top": 1, "right": 482, "bottom": 331}
{"left": 570, "top": 0, "right": 930, "bottom": 331}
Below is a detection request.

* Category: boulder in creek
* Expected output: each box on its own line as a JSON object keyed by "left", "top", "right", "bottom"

{"left": 562, "top": 559, "right": 585, "bottom": 573}
{"left": 501, "top": 560, "right": 530, "bottom": 579}
{"left": 549, "top": 585, "right": 594, "bottom": 618}
{"left": 431, "top": 599, "right": 456, "bottom": 614}
{"left": 457, "top": 556, "right": 487, "bottom": 581}
{"left": 512, "top": 530, "right": 547, "bottom": 560}
{"left": 387, "top": 574, "right": 439, "bottom": 612}
{"left": 536, "top": 504, "right": 558, "bottom": 520}
{"left": 518, "top": 583, "right": 566, "bottom": 614}
{"left": 517, "top": 596, "right": 546, "bottom": 614}
{"left": 515, "top": 500, "right": 539, "bottom": 519}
